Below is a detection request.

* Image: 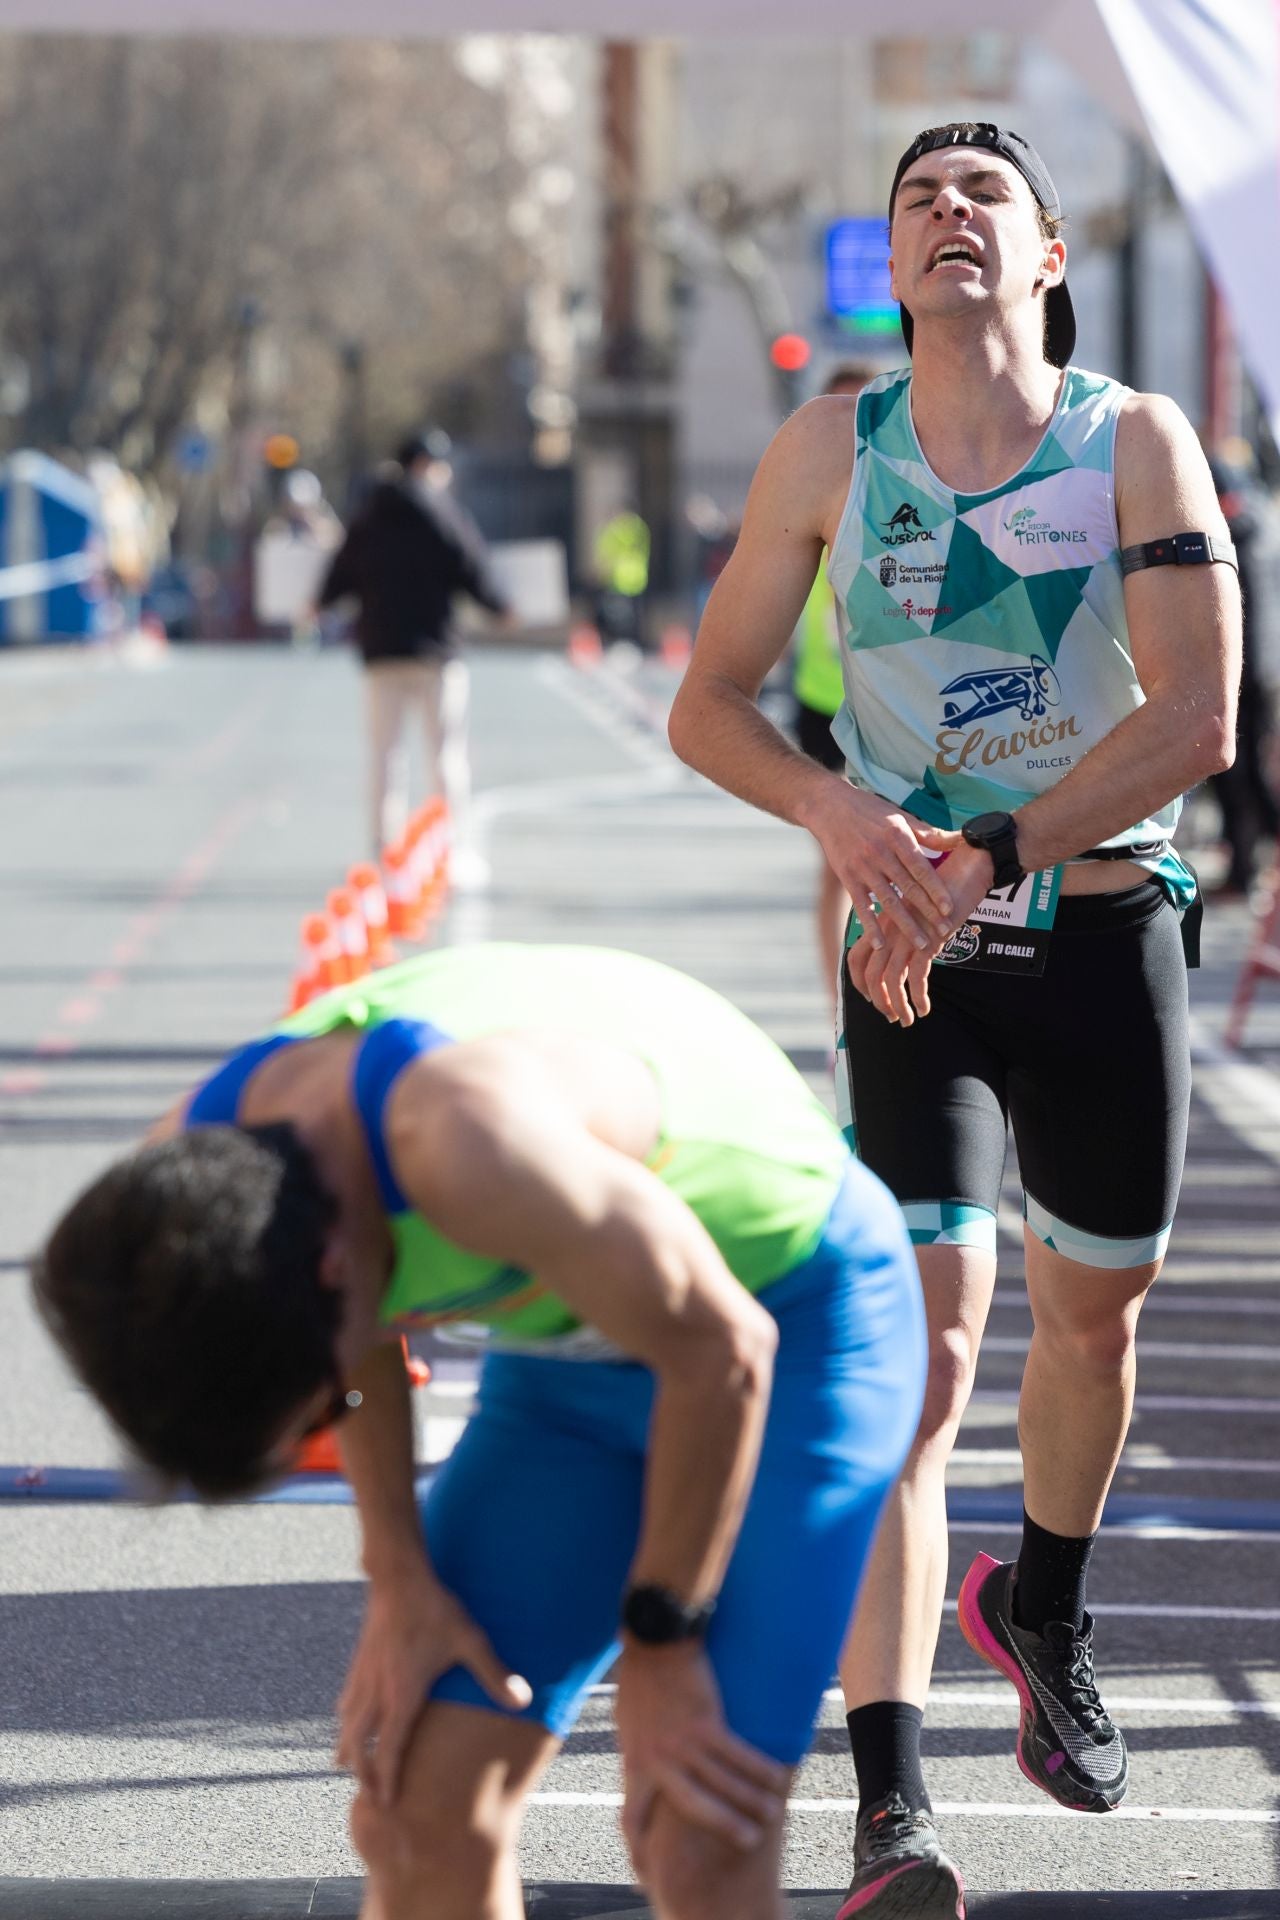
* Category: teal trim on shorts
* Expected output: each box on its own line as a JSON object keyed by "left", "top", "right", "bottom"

{"left": 834, "top": 1027, "right": 857, "bottom": 1154}
{"left": 901, "top": 1201, "right": 995, "bottom": 1253}
{"left": 1023, "top": 1193, "right": 1171, "bottom": 1269}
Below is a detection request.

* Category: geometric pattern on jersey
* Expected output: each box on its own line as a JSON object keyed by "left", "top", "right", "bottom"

{"left": 828, "top": 365, "right": 1192, "bottom": 903}
{"left": 277, "top": 945, "right": 850, "bottom": 1348}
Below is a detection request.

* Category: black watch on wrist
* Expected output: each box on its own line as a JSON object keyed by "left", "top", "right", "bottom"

{"left": 960, "top": 810, "right": 1025, "bottom": 890}
{"left": 621, "top": 1583, "right": 716, "bottom": 1646}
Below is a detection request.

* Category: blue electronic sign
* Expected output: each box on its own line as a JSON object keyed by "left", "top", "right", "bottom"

{"left": 825, "top": 218, "right": 900, "bottom": 336}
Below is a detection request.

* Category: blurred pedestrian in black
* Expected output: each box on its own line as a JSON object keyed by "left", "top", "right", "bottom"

{"left": 317, "top": 430, "right": 513, "bottom": 882}
{"left": 1208, "top": 455, "right": 1278, "bottom": 897}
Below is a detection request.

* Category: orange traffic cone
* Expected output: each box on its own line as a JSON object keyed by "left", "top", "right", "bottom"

{"left": 567, "top": 623, "right": 603, "bottom": 668}
{"left": 295, "top": 1339, "right": 430, "bottom": 1477}
{"left": 659, "top": 624, "right": 693, "bottom": 670}
{"left": 290, "top": 912, "right": 345, "bottom": 1009}
{"left": 327, "top": 888, "right": 371, "bottom": 983}
{"left": 294, "top": 1427, "right": 344, "bottom": 1474}
{"left": 407, "top": 803, "right": 446, "bottom": 922}
{"left": 421, "top": 799, "right": 452, "bottom": 911}
{"left": 401, "top": 1335, "right": 431, "bottom": 1389}
{"left": 347, "top": 863, "right": 397, "bottom": 969}
{"left": 383, "top": 840, "right": 426, "bottom": 941}
{"left": 289, "top": 915, "right": 328, "bottom": 1011}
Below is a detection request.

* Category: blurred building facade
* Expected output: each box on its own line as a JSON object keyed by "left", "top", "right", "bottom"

{"left": 667, "top": 33, "right": 1213, "bottom": 546}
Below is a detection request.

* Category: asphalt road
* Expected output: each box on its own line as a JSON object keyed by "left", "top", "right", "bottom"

{"left": 1, "top": 638, "right": 1278, "bottom": 1914}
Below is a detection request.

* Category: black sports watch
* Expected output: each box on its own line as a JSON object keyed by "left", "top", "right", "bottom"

{"left": 960, "top": 811, "right": 1025, "bottom": 890}
{"left": 621, "top": 1583, "right": 716, "bottom": 1646}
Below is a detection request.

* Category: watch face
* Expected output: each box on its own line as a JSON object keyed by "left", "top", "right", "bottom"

{"left": 965, "top": 811, "right": 1011, "bottom": 843}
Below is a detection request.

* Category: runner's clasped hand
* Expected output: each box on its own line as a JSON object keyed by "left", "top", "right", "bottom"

{"left": 846, "top": 830, "right": 995, "bottom": 1025}
{"left": 809, "top": 784, "right": 956, "bottom": 952}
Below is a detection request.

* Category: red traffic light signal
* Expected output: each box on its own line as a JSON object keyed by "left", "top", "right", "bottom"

{"left": 769, "top": 333, "right": 811, "bottom": 373}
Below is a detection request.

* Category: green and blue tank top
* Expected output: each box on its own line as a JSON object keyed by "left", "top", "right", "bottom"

{"left": 828, "top": 366, "right": 1195, "bottom": 906}
{"left": 188, "top": 946, "right": 849, "bottom": 1352}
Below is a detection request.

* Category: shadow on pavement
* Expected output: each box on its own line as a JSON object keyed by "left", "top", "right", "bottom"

{"left": 1, "top": 1886, "right": 1278, "bottom": 1918}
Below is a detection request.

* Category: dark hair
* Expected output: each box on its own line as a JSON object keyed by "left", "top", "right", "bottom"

{"left": 825, "top": 363, "right": 878, "bottom": 395}
{"left": 32, "top": 1124, "right": 341, "bottom": 1499}
{"left": 395, "top": 427, "right": 452, "bottom": 469}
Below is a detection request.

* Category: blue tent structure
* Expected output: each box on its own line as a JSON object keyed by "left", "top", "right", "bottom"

{"left": 0, "top": 449, "right": 104, "bottom": 643}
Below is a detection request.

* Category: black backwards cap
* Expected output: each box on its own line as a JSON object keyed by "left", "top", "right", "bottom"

{"left": 889, "top": 123, "right": 1076, "bottom": 370}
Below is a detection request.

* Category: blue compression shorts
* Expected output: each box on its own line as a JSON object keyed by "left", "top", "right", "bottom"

{"left": 422, "top": 1159, "right": 926, "bottom": 1764}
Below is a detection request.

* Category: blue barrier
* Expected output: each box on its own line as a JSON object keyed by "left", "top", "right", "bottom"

{"left": 4, "top": 1465, "right": 1280, "bottom": 1534}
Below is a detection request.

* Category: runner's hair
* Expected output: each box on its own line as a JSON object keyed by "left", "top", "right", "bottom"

{"left": 32, "top": 1123, "right": 341, "bottom": 1498}
{"left": 890, "top": 122, "right": 1067, "bottom": 240}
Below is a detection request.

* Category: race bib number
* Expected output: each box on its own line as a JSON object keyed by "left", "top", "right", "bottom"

{"left": 935, "top": 866, "right": 1062, "bottom": 976}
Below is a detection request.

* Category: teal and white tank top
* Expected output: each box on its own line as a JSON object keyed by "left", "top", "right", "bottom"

{"left": 828, "top": 366, "right": 1194, "bottom": 904}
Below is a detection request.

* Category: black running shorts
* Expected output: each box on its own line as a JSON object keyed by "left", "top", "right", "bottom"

{"left": 795, "top": 698, "right": 846, "bottom": 773}
{"left": 837, "top": 881, "right": 1190, "bottom": 1268}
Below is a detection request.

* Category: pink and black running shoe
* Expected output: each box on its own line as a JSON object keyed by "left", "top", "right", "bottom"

{"left": 957, "top": 1551, "right": 1128, "bottom": 1812}
{"left": 836, "top": 1792, "right": 965, "bottom": 1920}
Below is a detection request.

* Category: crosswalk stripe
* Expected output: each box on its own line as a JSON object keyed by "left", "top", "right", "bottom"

{"left": 529, "top": 1792, "right": 1280, "bottom": 1823}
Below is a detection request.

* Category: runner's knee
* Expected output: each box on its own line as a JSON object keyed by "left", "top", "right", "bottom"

{"left": 350, "top": 1783, "right": 506, "bottom": 1894}
{"left": 915, "top": 1325, "right": 982, "bottom": 1444}
{"left": 1033, "top": 1311, "right": 1139, "bottom": 1380}
{"left": 644, "top": 1816, "right": 778, "bottom": 1920}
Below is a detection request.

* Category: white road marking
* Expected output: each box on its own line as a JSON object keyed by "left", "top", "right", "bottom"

{"left": 1189, "top": 1013, "right": 1280, "bottom": 1163}
{"left": 584, "top": 1683, "right": 1280, "bottom": 1714}
{"left": 998, "top": 1291, "right": 1280, "bottom": 1318}
{"left": 534, "top": 656, "right": 672, "bottom": 769}
{"left": 953, "top": 1448, "right": 1278, "bottom": 1475}
{"left": 982, "top": 1337, "right": 1280, "bottom": 1364}
{"left": 972, "top": 1389, "right": 1280, "bottom": 1416}
{"left": 529, "top": 1790, "right": 1280, "bottom": 1823}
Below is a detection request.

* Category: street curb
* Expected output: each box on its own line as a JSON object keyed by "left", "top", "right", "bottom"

{"left": 0, "top": 1885, "right": 1276, "bottom": 1919}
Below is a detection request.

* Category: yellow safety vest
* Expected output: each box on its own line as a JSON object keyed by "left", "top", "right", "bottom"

{"left": 793, "top": 561, "right": 843, "bottom": 717}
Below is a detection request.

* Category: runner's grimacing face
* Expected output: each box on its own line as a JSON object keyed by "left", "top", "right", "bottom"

{"left": 888, "top": 148, "right": 1065, "bottom": 331}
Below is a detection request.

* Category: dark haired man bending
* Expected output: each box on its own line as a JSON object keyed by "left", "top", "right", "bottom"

{"left": 37, "top": 943, "right": 925, "bottom": 1920}
{"left": 670, "top": 123, "right": 1239, "bottom": 1918}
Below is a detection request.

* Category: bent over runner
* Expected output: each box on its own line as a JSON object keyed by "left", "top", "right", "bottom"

{"left": 36, "top": 943, "right": 926, "bottom": 1920}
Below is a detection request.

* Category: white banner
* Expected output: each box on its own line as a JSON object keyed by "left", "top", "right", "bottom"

{"left": 1096, "top": 0, "right": 1280, "bottom": 441}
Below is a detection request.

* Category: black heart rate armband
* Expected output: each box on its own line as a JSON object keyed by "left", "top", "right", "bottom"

{"left": 1120, "top": 531, "right": 1237, "bottom": 575}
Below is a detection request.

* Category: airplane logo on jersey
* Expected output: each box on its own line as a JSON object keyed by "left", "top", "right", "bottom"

{"left": 880, "top": 502, "right": 937, "bottom": 547}
{"left": 940, "top": 653, "right": 1061, "bottom": 728}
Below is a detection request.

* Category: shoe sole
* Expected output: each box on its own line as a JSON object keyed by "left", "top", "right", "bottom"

{"left": 836, "top": 1857, "right": 966, "bottom": 1920}
{"left": 957, "top": 1552, "right": 1124, "bottom": 1814}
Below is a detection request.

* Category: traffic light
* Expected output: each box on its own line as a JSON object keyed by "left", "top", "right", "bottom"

{"left": 768, "top": 333, "right": 811, "bottom": 412}
{"left": 264, "top": 433, "right": 300, "bottom": 471}
{"left": 769, "top": 333, "right": 811, "bottom": 374}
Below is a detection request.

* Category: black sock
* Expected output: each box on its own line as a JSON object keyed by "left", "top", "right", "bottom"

{"left": 1013, "top": 1507, "right": 1096, "bottom": 1636}
{"left": 846, "top": 1701, "right": 930, "bottom": 1814}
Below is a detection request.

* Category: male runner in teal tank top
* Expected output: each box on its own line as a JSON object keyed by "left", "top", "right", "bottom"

{"left": 34, "top": 943, "right": 925, "bottom": 1920}
{"left": 671, "top": 124, "right": 1240, "bottom": 1919}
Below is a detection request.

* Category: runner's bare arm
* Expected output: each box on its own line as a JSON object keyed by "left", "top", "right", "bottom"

{"left": 668, "top": 398, "right": 954, "bottom": 948}
{"left": 334, "top": 1336, "right": 536, "bottom": 1803}
{"left": 143, "top": 1098, "right": 190, "bottom": 1144}
{"left": 386, "top": 1036, "right": 777, "bottom": 1610}
{"left": 1010, "top": 393, "right": 1240, "bottom": 871}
